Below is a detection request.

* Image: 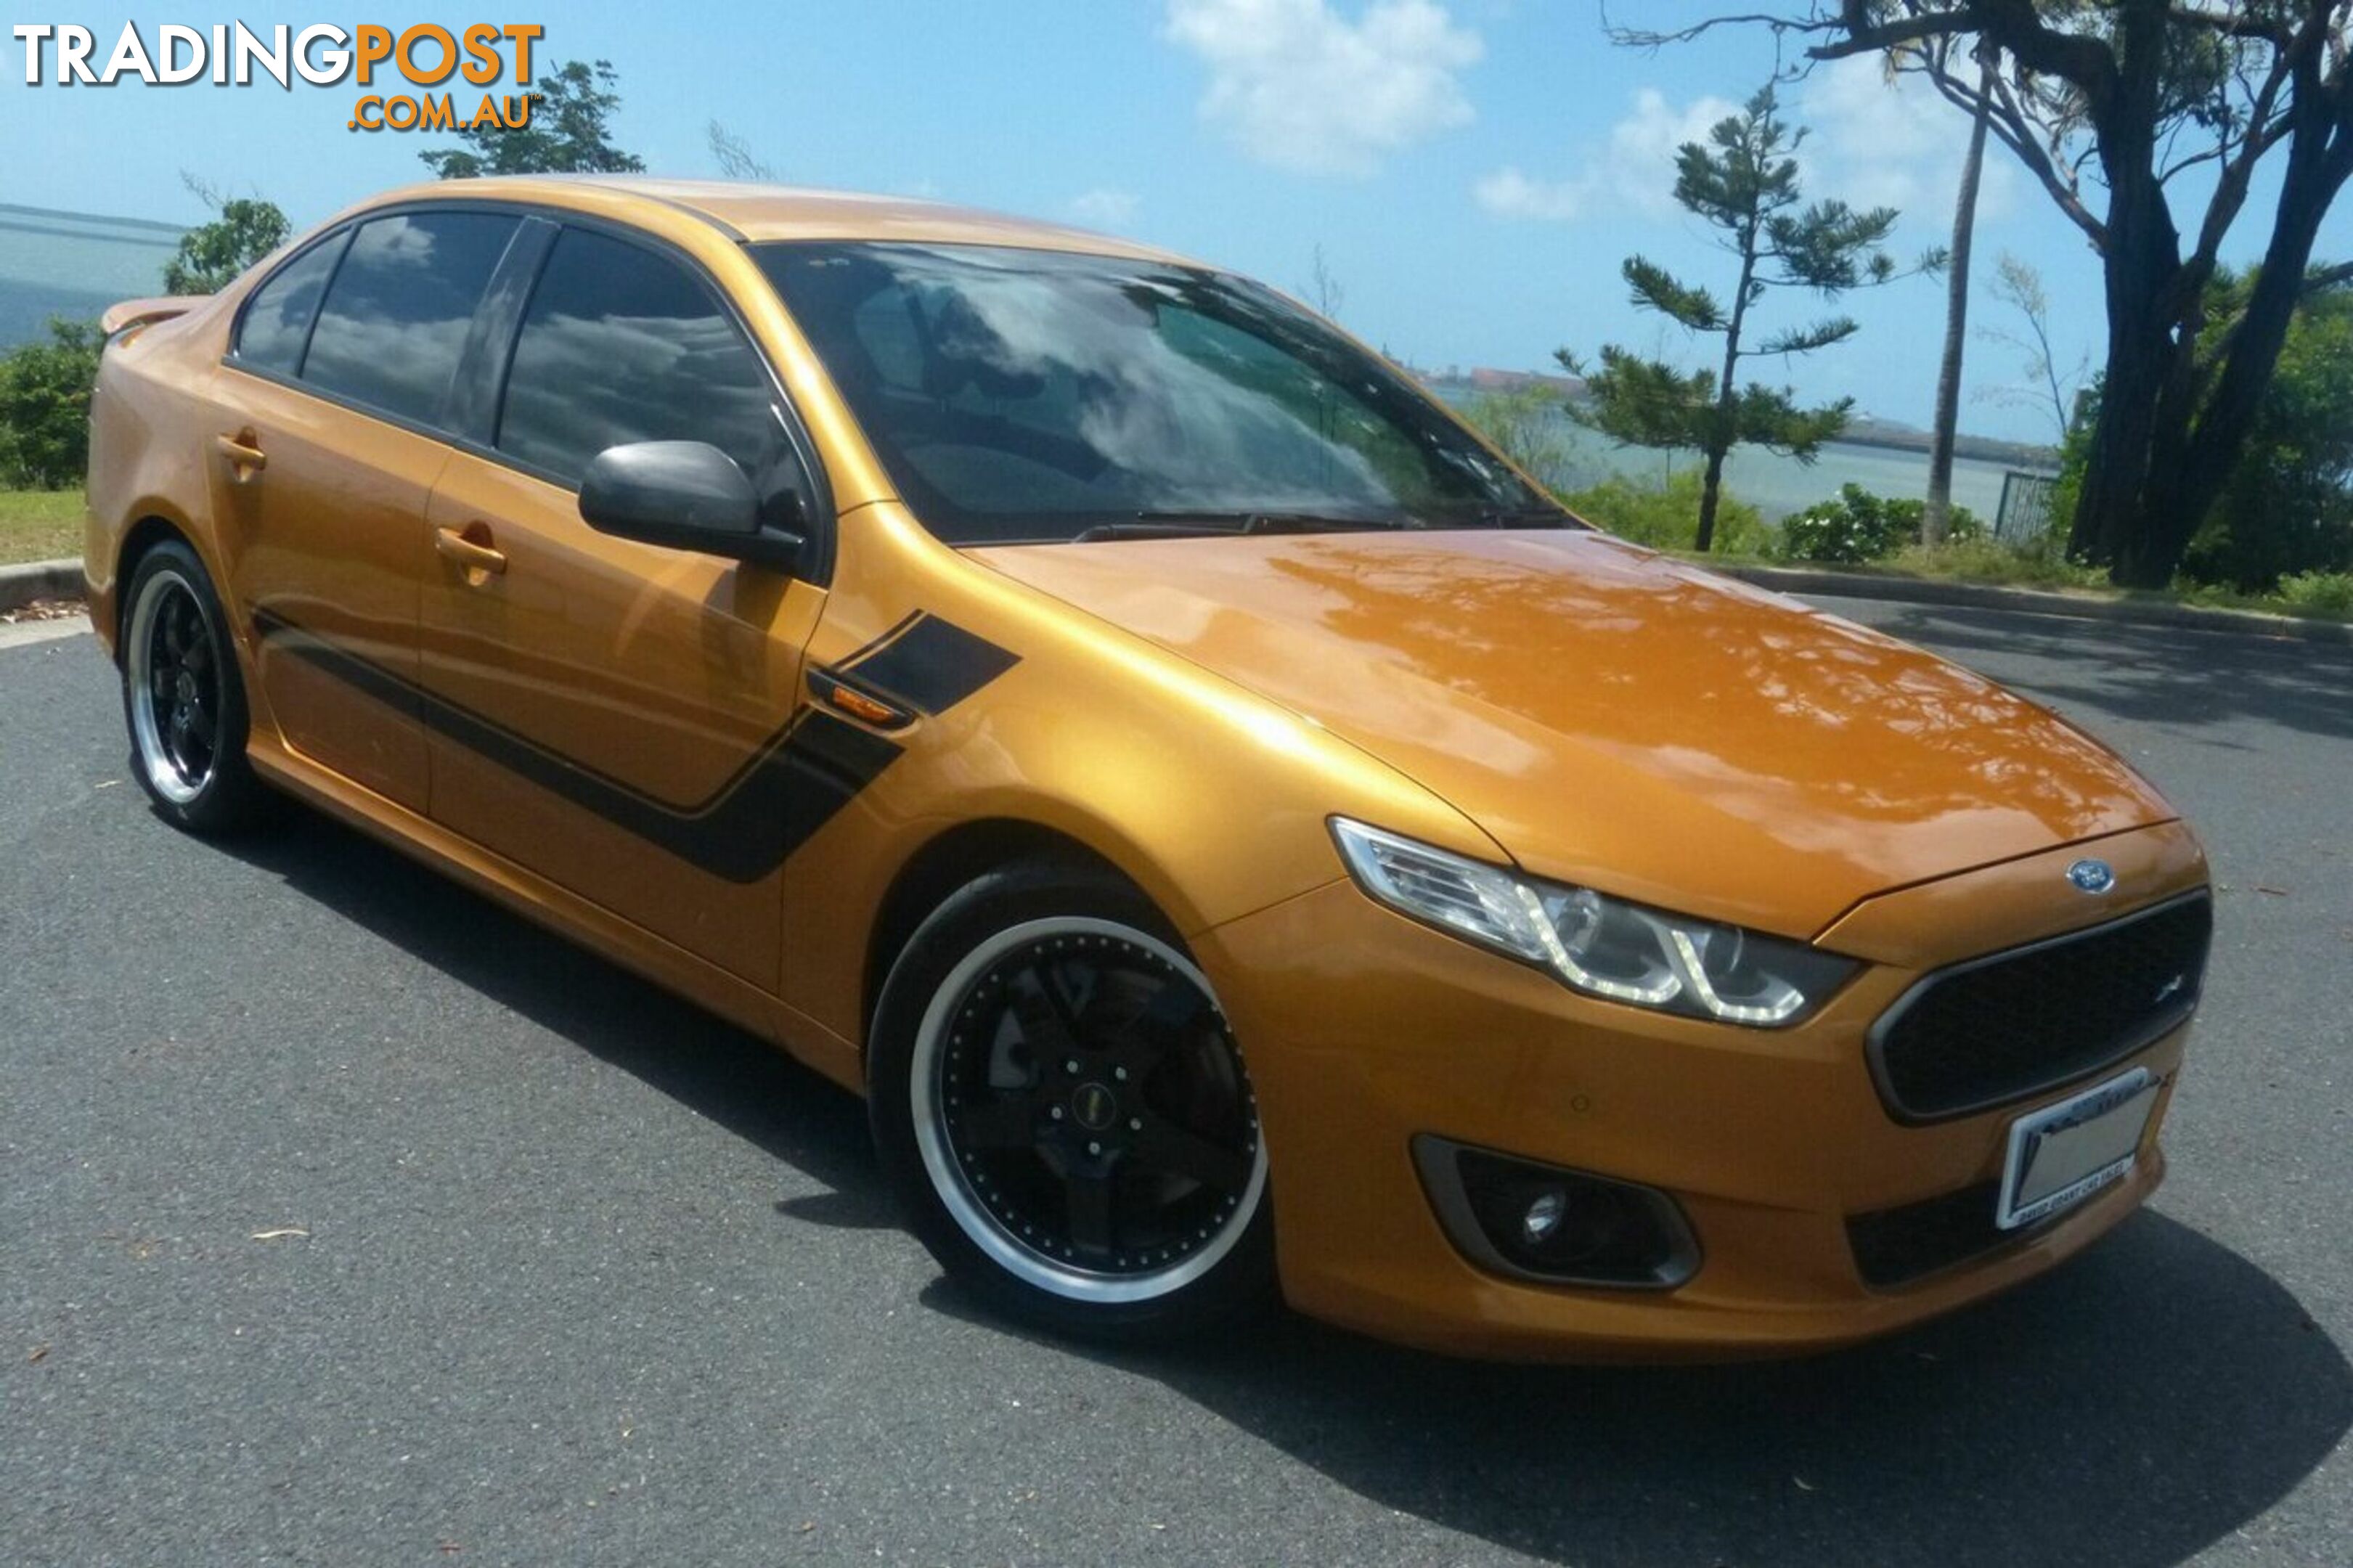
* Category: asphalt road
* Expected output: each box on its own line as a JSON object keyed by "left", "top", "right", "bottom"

{"left": 4, "top": 598, "right": 2349, "bottom": 1568}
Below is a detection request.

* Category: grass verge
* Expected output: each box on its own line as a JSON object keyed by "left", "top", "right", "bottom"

{"left": 0, "top": 489, "right": 81, "bottom": 567}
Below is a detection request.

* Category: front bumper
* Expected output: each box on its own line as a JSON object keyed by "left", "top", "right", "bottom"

{"left": 1191, "top": 820, "right": 2207, "bottom": 1361}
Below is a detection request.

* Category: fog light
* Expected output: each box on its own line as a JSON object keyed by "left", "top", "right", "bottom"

{"left": 1522, "top": 1188, "right": 1567, "bottom": 1245}
{"left": 1412, "top": 1135, "right": 1700, "bottom": 1289}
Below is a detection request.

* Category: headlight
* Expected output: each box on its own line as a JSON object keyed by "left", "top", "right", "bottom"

{"left": 1329, "top": 817, "right": 1856, "bottom": 1026}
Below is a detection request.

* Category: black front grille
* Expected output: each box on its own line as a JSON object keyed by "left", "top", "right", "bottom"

{"left": 1869, "top": 892, "right": 2211, "bottom": 1122}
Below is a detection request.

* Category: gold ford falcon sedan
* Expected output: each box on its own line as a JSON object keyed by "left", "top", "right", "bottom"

{"left": 82, "top": 177, "right": 2213, "bottom": 1358}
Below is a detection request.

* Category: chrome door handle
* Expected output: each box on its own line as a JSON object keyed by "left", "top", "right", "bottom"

{"left": 434, "top": 526, "right": 508, "bottom": 576}
{"left": 214, "top": 431, "right": 266, "bottom": 482}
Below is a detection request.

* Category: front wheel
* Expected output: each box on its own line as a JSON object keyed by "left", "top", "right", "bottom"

{"left": 869, "top": 865, "right": 1275, "bottom": 1342}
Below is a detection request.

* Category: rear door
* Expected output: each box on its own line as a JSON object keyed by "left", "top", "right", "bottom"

{"left": 207, "top": 208, "right": 522, "bottom": 811}
{"left": 413, "top": 221, "right": 828, "bottom": 989}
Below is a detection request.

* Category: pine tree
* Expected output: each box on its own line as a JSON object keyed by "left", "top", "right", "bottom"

{"left": 1560, "top": 86, "right": 1931, "bottom": 551}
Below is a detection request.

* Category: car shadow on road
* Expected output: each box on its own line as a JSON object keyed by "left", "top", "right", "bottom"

{"left": 1847, "top": 602, "right": 2353, "bottom": 743}
{"left": 219, "top": 805, "right": 2349, "bottom": 1567}
{"left": 213, "top": 805, "right": 894, "bottom": 1228}
{"left": 984, "top": 1212, "right": 2350, "bottom": 1568}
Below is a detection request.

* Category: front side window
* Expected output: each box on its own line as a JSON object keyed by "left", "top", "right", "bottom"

{"left": 234, "top": 233, "right": 347, "bottom": 377}
{"left": 497, "top": 227, "right": 782, "bottom": 488}
{"left": 756, "top": 241, "right": 1557, "bottom": 544}
{"left": 302, "top": 211, "right": 519, "bottom": 425}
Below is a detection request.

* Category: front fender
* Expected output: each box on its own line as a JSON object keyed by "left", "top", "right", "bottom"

{"left": 775, "top": 504, "right": 1496, "bottom": 1048}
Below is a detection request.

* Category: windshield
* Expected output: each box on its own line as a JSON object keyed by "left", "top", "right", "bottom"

{"left": 754, "top": 242, "right": 1566, "bottom": 545}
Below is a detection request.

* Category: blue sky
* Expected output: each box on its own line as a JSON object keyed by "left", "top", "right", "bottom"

{"left": 9, "top": 1, "right": 2349, "bottom": 441}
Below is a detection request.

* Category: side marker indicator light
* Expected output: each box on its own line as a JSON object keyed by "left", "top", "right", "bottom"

{"left": 825, "top": 683, "right": 906, "bottom": 727}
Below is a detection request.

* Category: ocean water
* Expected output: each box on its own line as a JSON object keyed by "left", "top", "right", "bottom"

{"left": 1623, "top": 437, "right": 2030, "bottom": 523}
{"left": 1439, "top": 393, "right": 2048, "bottom": 524}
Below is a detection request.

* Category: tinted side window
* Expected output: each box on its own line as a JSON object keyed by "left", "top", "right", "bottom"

{"left": 303, "top": 211, "right": 518, "bottom": 425}
{"left": 235, "top": 234, "right": 346, "bottom": 376}
{"left": 498, "top": 228, "right": 779, "bottom": 486}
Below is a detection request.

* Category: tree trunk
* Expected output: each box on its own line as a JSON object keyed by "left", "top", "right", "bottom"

{"left": 1699, "top": 245, "right": 1761, "bottom": 553}
{"left": 1697, "top": 444, "right": 1728, "bottom": 552}
{"left": 1925, "top": 52, "right": 1994, "bottom": 547}
{"left": 2121, "top": 107, "right": 2353, "bottom": 588}
{"left": 2065, "top": 1, "right": 2185, "bottom": 578}
{"left": 2068, "top": 279, "right": 2173, "bottom": 572}
{"left": 2065, "top": 52, "right": 2179, "bottom": 574}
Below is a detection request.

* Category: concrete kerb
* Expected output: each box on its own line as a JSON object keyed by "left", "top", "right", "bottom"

{"left": 0, "top": 559, "right": 86, "bottom": 615}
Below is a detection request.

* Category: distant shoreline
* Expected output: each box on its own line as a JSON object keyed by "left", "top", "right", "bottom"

{"left": 1828, "top": 427, "right": 2060, "bottom": 472}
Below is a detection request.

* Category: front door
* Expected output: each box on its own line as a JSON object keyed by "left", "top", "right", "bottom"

{"left": 412, "top": 224, "right": 825, "bottom": 989}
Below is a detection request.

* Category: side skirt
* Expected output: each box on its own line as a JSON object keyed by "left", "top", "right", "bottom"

{"left": 245, "top": 737, "right": 868, "bottom": 1095}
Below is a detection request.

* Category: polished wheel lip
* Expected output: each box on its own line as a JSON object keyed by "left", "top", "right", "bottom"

{"left": 910, "top": 915, "right": 1268, "bottom": 1306}
{"left": 126, "top": 566, "right": 219, "bottom": 807}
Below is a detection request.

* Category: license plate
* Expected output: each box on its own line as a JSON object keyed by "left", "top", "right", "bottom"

{"left": 1995, "top": 1068, "right": 2158, "bottom": 1231}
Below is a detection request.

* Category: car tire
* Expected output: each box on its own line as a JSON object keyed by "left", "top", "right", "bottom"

{"left": 119, "top": 539, "right": 274, "bottom": 835}
{"left": 869, "top": 862, "right": 1276, "bottom": 1342}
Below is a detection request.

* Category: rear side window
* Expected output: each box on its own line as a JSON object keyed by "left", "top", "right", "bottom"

{"left": 302, "top": 211, "right": 518, "bottom": 425}
{"left": 497, "top": 227, "right": 780, "bottom": 486}
{"left": 235, "top": 234, "right": 346, "bottom": 376}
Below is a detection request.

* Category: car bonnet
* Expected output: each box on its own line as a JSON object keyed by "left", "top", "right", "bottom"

{"left": 969, "top": 528, "right": 2177, "bottom": 940}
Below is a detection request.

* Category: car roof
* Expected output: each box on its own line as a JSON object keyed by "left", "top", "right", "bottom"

{"left": 347, "top": 175, "right": 1197, "bottom": 266}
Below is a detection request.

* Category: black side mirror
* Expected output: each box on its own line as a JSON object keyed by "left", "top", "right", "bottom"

{"left": 579, "top": 441, "right": 803, "bottom": 572}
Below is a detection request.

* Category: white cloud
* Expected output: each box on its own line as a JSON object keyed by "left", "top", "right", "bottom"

{"left": 1068, "top": 188, "right": 1141, "bottom": 229}
{"left": 1596, "top": 89, "right": 1744, "bottom": 215}
{"left": 1473, "top": 167, "right": 1584, "bottom": 221}
{"left": 1799, "top": 56, "right": 2017, "bottom": 222}
{"left": 1475, "top": 73, "right": 2013, "bottom": 233}
{"left": 1165, "top": 0, "right": 1483, "bottom": 178}
{"left": 1475, "top": 88, "right": 1739, "bottom": 223}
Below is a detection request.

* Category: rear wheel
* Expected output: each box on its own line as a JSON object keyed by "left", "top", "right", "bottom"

{"left": 870, "top": 865, "right": 1273, "bottom": 1341}
{"left": 121, "top": 540, "right": 272, "bottom": 834}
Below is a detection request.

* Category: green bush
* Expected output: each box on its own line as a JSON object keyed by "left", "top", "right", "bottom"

{"left": 163, "top": 197, "right": 290, "bottom": 295}
{"left": 1560, "top": 469, "right": 1773, "bottom": 555}
{"left": 0, "top": 318, "right": 103, "bottom": 489}
{"left": 1777, "top": 484, "right": 1902, "bottom": 563}
{"left": 1777, "top": 483, "right": 1984, "bottom": 563}
{"left": 2276, "top": 570, "right": 2353, "bottom": 616}
{"left": 2180, "top": 278, "right": 2353, "bottom": 589}
{"left": 2057, "top": 283, "right": 2353, "bottom": 590}
{"left": 2049, "top": 380, "right": 2096, "bottom": 560}
{"left": 1917, "top": 499, "right": 1985, "bottom": 544}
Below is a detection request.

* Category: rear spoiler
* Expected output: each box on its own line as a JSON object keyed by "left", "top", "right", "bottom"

{"left": 100, "top": 295, "right": 208, "bottom": 337}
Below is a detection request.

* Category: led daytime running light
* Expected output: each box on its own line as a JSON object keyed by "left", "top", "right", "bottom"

{"left": 1330, "top": 817, "right": 1848, "bottom": 1028}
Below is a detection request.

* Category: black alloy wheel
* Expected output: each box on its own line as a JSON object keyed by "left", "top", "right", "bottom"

{"left": 870, "top": 865, "right": 1274, "bottom": 1340}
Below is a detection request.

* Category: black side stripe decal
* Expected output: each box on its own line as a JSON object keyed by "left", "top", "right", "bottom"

{"left": 253, "top": 608, "right": 1015, "bottom": 883}
{"left": 831, "top": 613, "right": 1021, "bottom": 716}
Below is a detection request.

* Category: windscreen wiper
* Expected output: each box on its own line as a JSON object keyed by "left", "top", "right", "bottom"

{"left": 1469, "top": 505, "right": 1581, "bottom": 529}
{"left": 1071, "top": 510, "right": 1417, "bottom": 543}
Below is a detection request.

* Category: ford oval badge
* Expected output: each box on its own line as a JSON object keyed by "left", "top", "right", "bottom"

{"left": 2066, "top": 858, "right": 2116, "bottom": 894}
